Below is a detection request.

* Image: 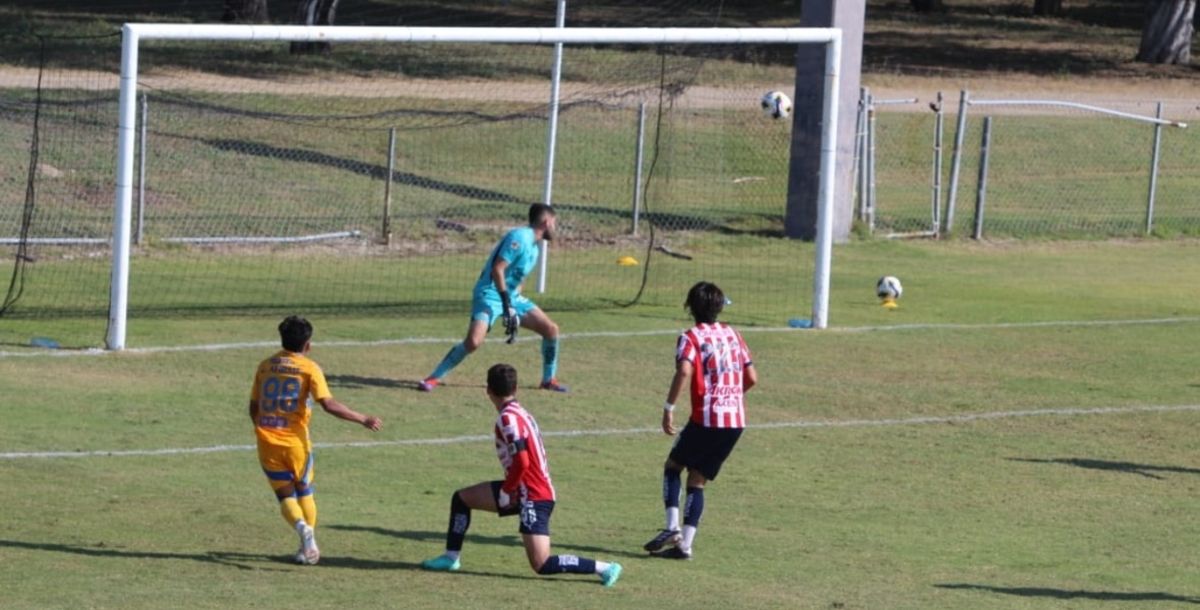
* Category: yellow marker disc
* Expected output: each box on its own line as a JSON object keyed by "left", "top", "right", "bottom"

{"left": 617, "top": 256, "right": 639, "bottom": 266}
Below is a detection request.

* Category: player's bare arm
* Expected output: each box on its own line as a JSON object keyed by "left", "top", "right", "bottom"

{"left": 743, "top": 363, "right": 758, "bottom": 391}
{"left": 248, "top": 399, "right": 259, "bottom": 423}
{"left": 318, "top": 397, "right": 383, "bottom": 431}
{"left": 662, "top": 360, "right": 693, "bottom": 436}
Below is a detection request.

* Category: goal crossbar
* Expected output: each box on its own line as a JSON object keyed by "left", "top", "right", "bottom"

{"left": 108, "top": 24, "right": 842, "bottom": 349}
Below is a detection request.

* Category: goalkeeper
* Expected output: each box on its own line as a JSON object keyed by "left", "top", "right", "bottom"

{"left": 419, "top": 203, "right": 569, "bottom": 393}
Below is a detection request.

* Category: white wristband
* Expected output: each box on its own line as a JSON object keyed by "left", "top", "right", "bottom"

{"left": 663, "top": 401, "right": 675, "bottom": 412}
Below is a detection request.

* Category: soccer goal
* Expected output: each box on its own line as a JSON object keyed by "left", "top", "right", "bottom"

{"left": 93, "top": 25, "right": 842, "bottom": 349}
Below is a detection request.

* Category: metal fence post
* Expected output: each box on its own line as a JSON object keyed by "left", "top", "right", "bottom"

{"left": 931, "top": 91, "right": 943, "bottom": 236}
{"left": 383, "top": 126, "right": 396, "bottom": 245}
{"left": 866, "top": 91, "right": 877, "bottom": 232}
{"left": 631, "top": 101, "right": 646, "bottom": 236}
{"left": 136, "top": 92, "right": 147, "bottom": 245}
{"left": 972, "top": 116, "right": 992, "bottom": 240}
{"left": 854, "top": 87, "right": 867, "bottom": 221}
{"left": 944, "top": 89, "right": 970, "bottom": 235}
{"left": 1145, "top": 102, "right": 1164, "bottom": 235}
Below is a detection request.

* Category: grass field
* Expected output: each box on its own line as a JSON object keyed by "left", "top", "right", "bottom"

{"left": 3, "top": 3, "right": 1200, "bottom": 607}
{"left": 2, "top": 239, "right": 1200, "bottom": 609}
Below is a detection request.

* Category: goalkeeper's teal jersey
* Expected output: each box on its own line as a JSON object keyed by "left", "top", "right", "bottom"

{"left": 474, "top": 226, "right": 539, "bottom": 297}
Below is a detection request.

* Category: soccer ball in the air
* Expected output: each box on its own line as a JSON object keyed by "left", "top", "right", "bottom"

{"left": 876, "top": 275, "right": 903, "bottom": 301}
{"left": 760, "top": 91, "right": 793, "bottom": 120}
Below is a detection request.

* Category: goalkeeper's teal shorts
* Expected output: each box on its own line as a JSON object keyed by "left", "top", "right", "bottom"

{"left": 471, "top": 289, "right": 536, "bottom": 326}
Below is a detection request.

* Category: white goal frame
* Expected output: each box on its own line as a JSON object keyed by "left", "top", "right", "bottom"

{"left": 108, "top": 24, "right": 842, "bottom": 349}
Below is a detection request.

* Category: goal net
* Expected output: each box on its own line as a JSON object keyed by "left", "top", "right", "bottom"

{"left": 2, "top": 25, "right": 841, "bottom": 349}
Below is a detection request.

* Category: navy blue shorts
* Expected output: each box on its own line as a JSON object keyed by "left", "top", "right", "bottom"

{"left": 490, "top": 480, "right": 554, "bottom": 536}
{"left": 668, "top": 421, "right": 744, "bottom": 481}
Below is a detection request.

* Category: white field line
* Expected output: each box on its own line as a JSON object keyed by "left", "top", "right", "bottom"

{"left": 2, "top": 404, "right": 1198, "bottom": 461}
{"left": 2, "top": 316, "right": 1199, "bottom": 359}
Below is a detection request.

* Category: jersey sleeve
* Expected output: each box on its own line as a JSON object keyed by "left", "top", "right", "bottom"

{"left": 497, "top": 411, "right": 531, "bottom": 492}
{"left": 250, "top": 366, "right": 263, "bottom": 401}
{"left": 308, "top": 362, "right": 333, "bottom": 402}
{"left": 738, "top": 331, "right": 753, "bottom": 367}
{"left": 676, "top": 333, "right": 696, "bottom": 363}
{"left": 497, "top": 411, "right": 524, "bottom": 445}
{"left": 495, "top": 230, "right": 530, "bottom": 266}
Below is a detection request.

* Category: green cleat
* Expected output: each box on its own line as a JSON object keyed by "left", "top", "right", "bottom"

{"left": 600, "top": 563, "right": 623, "bottom": 587}
{"left": 421, "top": 554, "right": 461, "bottom": 571}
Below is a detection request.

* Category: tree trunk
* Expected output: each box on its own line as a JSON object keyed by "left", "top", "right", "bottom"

{"left": 221, "top": 0, "right": 269, "bottom": 23}
{"left": 1032, "top": 0, "right": 1063, "bottom": 17}
{"left": 910, "top": 0, "right": 944, "bottom": 13}
{"left": 291, "top": 0, "right": 340, "bottom": 55}
{"left": 1137, "top": 0, "right": 1195, "bottom": 64}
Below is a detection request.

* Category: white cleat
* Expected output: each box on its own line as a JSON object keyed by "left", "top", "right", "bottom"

{"left": 298, "top": 524, "right": 320, "bottom": 565}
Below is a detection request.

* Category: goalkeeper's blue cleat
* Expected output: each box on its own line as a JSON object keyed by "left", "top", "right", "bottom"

{"left": 539, "top": 379, "right": 570, "bottom": 393}
{"left": 421, "top": 554, "right": 461, "bottom": 571}
{"left": 600, "top": 562, "right": 623, "bottom": 587}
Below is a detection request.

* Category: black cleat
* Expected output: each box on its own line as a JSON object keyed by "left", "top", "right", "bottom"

{"left": 650, "top": 545, "right": 693, "bottom": 560}
{"left": 643, "top": 529, "right": 682, "bottom": 553}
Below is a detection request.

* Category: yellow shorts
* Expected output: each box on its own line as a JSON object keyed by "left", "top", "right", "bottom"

{"left": 258, "top": 443, "right": 314, "bottom": 499}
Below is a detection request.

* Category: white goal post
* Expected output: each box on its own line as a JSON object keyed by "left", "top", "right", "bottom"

{"left": 108, "top": 24, "right": 842, "bottom": 350}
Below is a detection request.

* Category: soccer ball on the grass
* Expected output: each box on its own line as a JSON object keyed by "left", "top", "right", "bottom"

{"left": 760, "top": 90, "right": 792, "bottom": 120}
{"left": 876, "top": 275, "right": 903, "bottom": 301}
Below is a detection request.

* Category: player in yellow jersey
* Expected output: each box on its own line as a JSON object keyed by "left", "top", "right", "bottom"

{"left": 249, "top": 315, "right": 383, "bottom": 565}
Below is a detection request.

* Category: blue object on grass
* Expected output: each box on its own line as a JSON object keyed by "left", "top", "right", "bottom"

{"left": 787, "top": 318, "right": 812, "bottom": 329}
{"left": 30, "top": 337, "right": 60, "bottom": 349}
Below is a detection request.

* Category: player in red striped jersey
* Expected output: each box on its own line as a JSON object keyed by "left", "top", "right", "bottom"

{"left": 421, "top": 363, "right": 623, "bottom": 586}
{"left": 644, "top": 281, "right": 757, "bottom": 560}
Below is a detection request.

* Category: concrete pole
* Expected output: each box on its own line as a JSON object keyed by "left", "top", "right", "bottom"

{"left": 785, "top": 0, "right": 864, "bottom": 241}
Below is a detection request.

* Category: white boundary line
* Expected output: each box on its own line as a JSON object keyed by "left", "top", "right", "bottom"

{"left": 2, "top": 404, "right": 1197, "bottom": 460}
{"left": 2, "top": 316, "right": 1198, "bottom": 359}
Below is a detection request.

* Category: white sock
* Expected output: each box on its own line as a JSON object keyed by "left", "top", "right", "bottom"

{"left": 666, "top": 507, "right": 680, "bottom": 531}
{"left": 681, "top": 525, "right": 697, "bottom": 551}
{"left": 294, "top": 520, "right": 309, "bottom": 534}
{"left": 445, "top": 550, "right": 460, "bottom": 560}
{"left": 594, "top": 561, "right": 610, "bottom": 574}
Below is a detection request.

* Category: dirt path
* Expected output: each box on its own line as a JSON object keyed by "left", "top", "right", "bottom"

{"left": 2, "top": 65, "right": 1196, "bottom": 117}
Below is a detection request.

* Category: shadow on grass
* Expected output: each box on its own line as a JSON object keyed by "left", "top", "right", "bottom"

{"left": 326, "top": 374, "right": 422, "bottom": 391}
{"left": 328, "top": 524, "right": 643, "bottom": 559}
{"left": 0, "top": 538, "right": 281, "bottom": 572}
{"left": 197, "top": 136, "right": 754, "bottom": 233}
{"left": 1007, "top": 457, "right": 1200, "bottom": 480}
{"left": 935, "top": 583, "right": 1200, "bottom": 604}
{"left": 0, "top": 537, "right": 456, "bottom": 572}
{"left": 205, "top": 138, "right": 529, "bottom": 204}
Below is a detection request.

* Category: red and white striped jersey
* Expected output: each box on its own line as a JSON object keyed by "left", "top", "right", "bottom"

{"left": 494, "top": 400, "right": 556, "bottom": 502}
{"left": 676, "top": 323, "right": 753, "bottom": 429}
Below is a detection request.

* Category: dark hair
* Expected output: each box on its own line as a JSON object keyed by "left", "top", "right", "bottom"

{"left": 278, "top": 315, "right": 313, "bottom": 352}
{"left": 685, "top": 281, "right": 724, "bottom": 324}
{"left": 528, "top": 203, "right": 556, "bottom": 227}
{"left": 487, "top": 363, "right": 518, "bottom": 397}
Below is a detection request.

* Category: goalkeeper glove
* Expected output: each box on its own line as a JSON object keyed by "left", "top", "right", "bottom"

{"left": 499, "top": 290, "right": 519, "bottom": 344}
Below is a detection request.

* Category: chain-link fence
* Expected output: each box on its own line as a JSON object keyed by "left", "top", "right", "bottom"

{"left": 862, "top": 92, "right": 1200, "bottom": 239}
{"left": 2, "top": 35, "right": 810, "bottom": 338}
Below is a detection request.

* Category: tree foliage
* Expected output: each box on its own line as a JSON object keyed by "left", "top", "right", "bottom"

{"left": 1033, "top": 0, "right": 1063, "bottom": 17}
{"left": 910, "top": 0, "right": 944, "bottom": 13}
{"left": 221, "top": 0, "right": 269, "bottom": 24}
